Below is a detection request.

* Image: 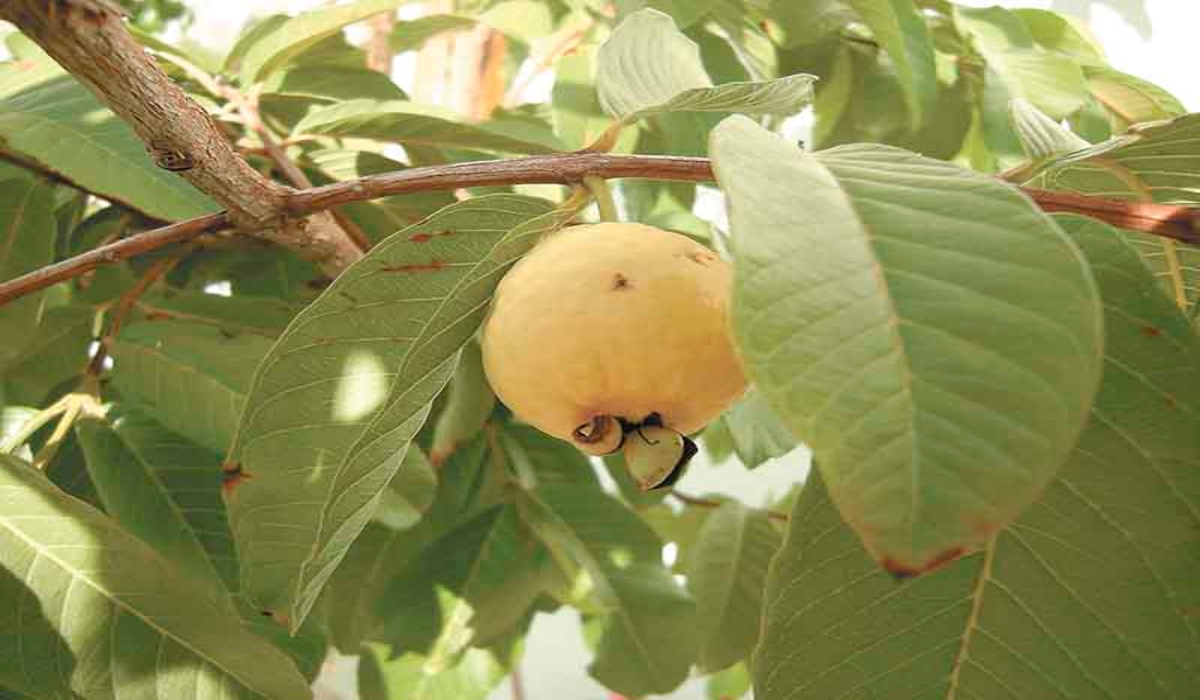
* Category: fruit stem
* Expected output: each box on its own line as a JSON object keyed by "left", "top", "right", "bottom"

{"left": 583, "top": 176, "right": 619, "bottom": 222}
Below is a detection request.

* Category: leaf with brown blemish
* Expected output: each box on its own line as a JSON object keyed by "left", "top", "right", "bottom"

{"left": 754, "top": 215, "right": 1200, "bottom": 700}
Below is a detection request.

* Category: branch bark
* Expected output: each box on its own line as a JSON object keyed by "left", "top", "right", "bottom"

{"left": 2, "top": 152, "right": 1195, "bottom": 307}
{"left": 0, "top": 0, "right": 362, "bottom": 275}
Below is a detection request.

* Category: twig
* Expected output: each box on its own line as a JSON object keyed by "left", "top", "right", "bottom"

{"left": 87, "top": 253, "right": 184, "bottom": 375}
{"left": 671, "top": 490, "right": 790, "bottom": 522}
{"left": 225, "top": 87, "right": 373, "bottom": 252}
{"left": 510, "top": 665, "right": 526, "bottom": 700}
{"left": 0, "top": 213, "right": 227, "bottom": 306}
{"left": 1, "top": 154, "right": 1197, "bottom": 307}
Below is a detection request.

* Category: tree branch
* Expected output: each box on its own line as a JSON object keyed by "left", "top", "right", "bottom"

{"left": 1, "top": 153, "right": 1196, "bottom": 306}
{"left": 0, "top": 0, "right": 362, "bottom": 275}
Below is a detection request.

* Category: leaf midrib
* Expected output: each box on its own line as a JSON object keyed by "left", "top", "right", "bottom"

{"left": 0, "top": 491, "right": 259, "bottom": 693}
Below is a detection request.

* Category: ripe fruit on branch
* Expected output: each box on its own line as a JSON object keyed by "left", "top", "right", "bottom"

{"left": 482, "top": 222, "right": 746, "bottom": 487}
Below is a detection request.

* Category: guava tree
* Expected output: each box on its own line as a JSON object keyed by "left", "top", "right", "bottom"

{"left": 0, "top": 0, "right": 1196, "bottom": 699}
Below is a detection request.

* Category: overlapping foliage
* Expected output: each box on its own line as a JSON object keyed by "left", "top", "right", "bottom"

{"left": 0, "top": 1, "right": 1195, "bottom": 699}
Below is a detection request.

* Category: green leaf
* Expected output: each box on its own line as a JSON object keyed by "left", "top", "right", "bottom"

{"left": 1013, "top": 8, "right": 1104, "bottom": 61}
{"left": 389, "top": 15, "right": 478, "bottom": 54}
{"left": 1083, "top": 65, "right": 1186, "bottom": 129}
{"left": 520, "top": 484, "right": 696, "bottom": 695}
{"left": 552, "top": 45, "right": 612, "bottom": 148}
{"left": 687, "top": 501, "right": 779, "bottom": 671}
{"left": 768, "top": 0, "right": 857, "bottom": 48}
{"left": 380, "top": 505, "right": 551, "bottom": 656}
{"left": 0, "top": 172, "right": 55, "bottom": 369}
{"left": 132, "top": 290, "right": 303, "bottom": 337}
{"left": 597, "top": 9, "right": 813, "bottom": 123}
{"left": 0, "top": 48, "right": 217, "bottom": 221}
{"left": 1008, "top": 97, "right": 1090, "bottom": 161}
{"left": 1021, "top": 113, "right": 1200, "bottom": 313}
{"left": 358, "top": 639, "right": 508, "bottom": 700}
{"left": 844, "top": 0, "right": 937, "bottom": 128}
{"left": 722, "top": 388, "right": 798, "bottom": 469}
{"left": 294, "top": 99, "right": 565, "bottom": 154}
{"left": 710, "top": 116, "right": 1104, "bottom": 574}
{"left": 617, "top": 0, "right": 718, "bottom": 28}
{"left": 0, "top": 454, "right": 311, "bottom": 700}
{"left": 707, "top": 662, "right": 752, "bottom": 700}
{"left": 108, "top": 321, "right": 271, "bottom": 454}
{"left": 373, "top": 445, "right": 438, "bottom": 530}
{"left": 325, "top": 438, "right": 494, "bottom": 653}
{"left": 261, "top": 64, "right": 406, "bottom": 103}
{"left": 1, "top": 305, "right": 93, "bottom": 406}
{"left": 497, "top": 422, "right": 600, "bottom": 488}
{"left": 755, "top": 215, "right": 1200, "bottom": 698}
{"left": 959, "top": 7, "right": 1088, "bottom": 119}
{"left": 430, "top": 340, "right": 495, "bottom": 465}
{"left": 75, "top": 412, "right": 234, "bottom": 609}
{"left": 238, "top": 0, "right": 404, "bottom": 84}
{"left": 227, "top": 194, "right": 582, "bottom": 631}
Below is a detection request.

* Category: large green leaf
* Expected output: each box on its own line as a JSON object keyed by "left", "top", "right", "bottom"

{"left": 108, "top": 321, "right": 271, "bottom": 454}
{"left": 0, "top": 171, "right": 55, "bottom": 369}
{"left": 0, "top": 48, "right": 217, "bottom": 221}
{"left": 754, "top": 215, "right": 1200, "bottom": 698}
{"left": 710, "top": 116, "right": 1104, "bottom": 574}
{"left": 520, "top": 484, "right": 696, "bottom": 695}
{"left": 596, "top": 9, "right": 813, "bottom": 124}
{"left": 294, "top": 100, "right": 565, "bottom": 154}
{"left": 687, "top": 501, "right": 780, "bottom": 672}
{"left": 844, "top": 0, "right": 937, "bottom": 128}
{"left": 0, "top": 455, "right": 311, "bottom": 700}
{"left": 227, "top": 195, "right": 582, "bottom": 631}
{"left": 238, "top": 0, "right": 404, "bottom": 84}
{"left": 1, "top": 305, "right": 93, "bottom": 406}
{"left": 1021, "top": 113, "right": 1200, "bottom": 314}
{"left": 75, "top": 412, "right": 233, "bottom": 609}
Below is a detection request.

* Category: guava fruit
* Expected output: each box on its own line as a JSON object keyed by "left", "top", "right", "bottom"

{"left": 481, "top": 222, "right": 746, "bottom": 482}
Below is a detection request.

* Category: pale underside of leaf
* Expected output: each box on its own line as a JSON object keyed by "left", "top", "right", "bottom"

{"left": 226, "top": 195, "right": 583, "bottom": 631}
{"left": 754, "top": 217, "right": 1200, "bottom": 699}
{"left": 0, "top": 455, "right": 311, "bottom": 700}
{"left": 711, "top": 116, "right": 1103, "bottom": 573}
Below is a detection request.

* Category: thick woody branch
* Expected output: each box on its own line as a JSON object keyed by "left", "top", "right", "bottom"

{"left": 1, "top": 152, "right": 1196, "bottom": 307}
{"left": 0, "top": 0, "right": 362, "bottom": 274}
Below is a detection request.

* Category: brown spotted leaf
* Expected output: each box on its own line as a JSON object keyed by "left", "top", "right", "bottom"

{"left": 754, "top": 215, "right": 1200, "bottom": 700}
{"left": 226, "top": 194, "right": 583, "bottom": 631}
{"left": 711, "top": 116, "right": 1104, "bottom": 574}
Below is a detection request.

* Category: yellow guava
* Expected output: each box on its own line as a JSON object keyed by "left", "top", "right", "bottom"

{"left": 481, "top": 222, "right": 747, "bottom": 455}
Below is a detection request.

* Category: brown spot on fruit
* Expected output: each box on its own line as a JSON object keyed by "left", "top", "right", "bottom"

{"left": 221, "top": 463, "right": 253, "bottom": 498}
{"left": 688, "top": 251, "right": 717, "bottom": 266}
{"left": 382, "top": 260, "right": 447, "bottom": 273}
{"left": 882, "top": 546, "right": 967, "bottom": 580}
{"left": 611, "top": 273, "right": 632, "bottom": 291}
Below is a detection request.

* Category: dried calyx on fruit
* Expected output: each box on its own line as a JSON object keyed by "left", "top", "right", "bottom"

{"left": 482, "top": 222, "right": 746, "bottom": 490}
